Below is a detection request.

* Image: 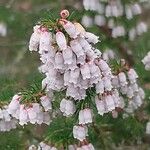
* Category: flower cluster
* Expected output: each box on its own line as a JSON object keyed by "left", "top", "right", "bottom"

{"left": 142, "top": 51, "right": 150, "bottom": 70}
{"left": 82, "top": 0, "right": 147, "bottom": 40}
{"left": 7, "top": 94, "right": 52, "bottom": 126}
{"left": 112, "top": 68, "right": 145, "bottom": 114}
{"left": 0, "top": 106, "right": 17, "bottom": 132}
{"left": 28, "top": 9, "right": 122, "bottom": 148}
{"left": 29, "top": 15, "right": 120, "bottom": 108}
{"left": 95, "top": 89, "right": 122, "bottom": 117}
{"left": 83, "top": 0, "right": 142, "bottom": 19}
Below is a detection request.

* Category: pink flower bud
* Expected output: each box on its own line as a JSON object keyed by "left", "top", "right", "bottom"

{"left": 60, "top": 9, "right": 70, "bottom": 19}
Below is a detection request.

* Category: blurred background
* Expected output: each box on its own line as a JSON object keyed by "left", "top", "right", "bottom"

{"left": 0, "top": 0, "right": 150, "bottom": 149}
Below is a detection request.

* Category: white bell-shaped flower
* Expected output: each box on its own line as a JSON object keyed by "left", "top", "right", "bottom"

{"left": 73, "top": 125, "right": 88, "bottom": 141}
{"left": 94, "top": 15, "right": 106, "bottom": 27}
{"left": 146, "top": 122, "right": 150, "bottom": 134}
{"left": 95, "top": 96, "right": 106, "bottom": 116}
{"left": 79, "top": 109, "right": 92, "bottom": 124}
{"left": 8, "top": 94, "right": 21, "bottom": 115}
{"left": 84, "top": 32, "right": 99, "bottom": 44}
{"left": 66, "top": 84, "right": 79, "bottom": 99}
{"left": 63, "top": 21, "right": 78, "bottom": 38}
{"left": 130, "top": 83, "right": 139, "bottom": 92}
{"left": 59, "top": 98, "right": 66, "bottom": 113}
{"left": 69, "top": 68, "right": 80, "bottom": 84}
{"left": 118, "top": 96, "right": 125, "bottom": 109}
{"left": 40, "top": 96, "right": 52, "bottom": 111}
{"left": 56, "top": 31, "right": 67, "bottom": 50}
{"left": 39, "top": 31, "right": 52, "bottom": 54}
{"left": 127, "top": 68, "right": 138, "bottom": 84}
{"left": 112, "top": 26, "right": 125, "bottom": 38}
{"left": 80, "top": 63, "right": 91, "bottom": 80}
{"left": 132, "top": 3, "right": 141, "bottom": 15}
{"left": 78, "top": 88, "right": 86, "bottom": 100}
{"left": 98, "top": 59, "right": 110, "bottom": 73}
{"left": 55, "top": 73, "right": 64, "bottom": 90}
{"left": 62, "top": 47, "right": 73, "bottom": 64}
{"left": 112, "top": 76, "right": 119, "bottom": 88}
{"left": 19, "top": 105, "right": 28, "bottom": 126}
{"left": 60, "top": 98, "right": 76, "bottom": 116}
{"left": 94, "top": 49, "right": 102, "bottom": 57}
{"left": 70, "top": 40, "right": 84, "bottom": 57}
{"left": 64, "top": 70, "right": 70, "bottom": 86}
{"left": 138, "top": 88, "right": 145, "bottom": 99}
{"left": 80, "top": 78, "right": 89, "bottom": 89}
{"left": 82, "top": 15, "right": 93, "bottom": 27}
{"left": 105, "top": 95, "right": 115, "bottom": 111}
{"left": 118, "top": 72, "right": 127, "bottom": 86}
{"left": 29, "top": 25, "right": 41, "bottom": 52}
{"left": 96, "top": 81, "right": 104, "bottom": 94}
{"left": 127, "top": 86, "right": 134, "bottom": 98}
{"left": 54, "top": 52, "right": 64, "bottom": 70}
{"left": 129, "top": 28, "right": 136, "bottom": 41}
{"left": 136, "top": 22, "right": 147, "bottom": 35}
{"left": 107, "top": 21, "right": 114, "bottom": 31}
{"left": 78, "top": 37, "right": 91, "bottom": 52}
{"left": 133, "top": 95, "right": 142, "bottom": 107}
{"left": 0, "top": 22, "right": 7, "bottom": 37}
{"left": 43, "top": 112, "right": 51, "bottom": 125}
{"left": 102, "top": 77, "right": 112, "bottom": 91}
{"left": 125, "top": 5, "right": 133, "bottom": 20}
{"left": 88, "top": 61, "right": 101, "bottom": 78}
{"left": 36, "top": 111, "right": 44, "bottom": 125}
{"left": 46, "top": 78, "right": 56, "bottom": 91}
{"left": 105, "top": 5, "right": 111, "bottom": 17}
{"left": 67, "top": 53, "right": 78, "bottom": 70}
{"left": 74, "top": 22, "right": 85, "bottom": 35}
{"left": 27, "top": 106, "right": 37, "bottom": 124}
{"left": 0, "top": 109, "right": 3, "bottom": 119}
{"left": 77, "top": 55, "right": 86, "bottom": 65}
{"left": 120, "top": 85, "right": 128, "bottom": 95}
{"left": 3, "top": 109, "right": 11, "bottom": 122}
{"left": 86, "top": 49, "right": 97, "bottom": 61}
{"left": 48, "top": 46, "right": 57, "bottom": 60}
{"left": 112, "top": 5, "right": 120, "bottom": 17}
{"left": 112, "top": 110, "right": 118, "bottom": 118}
